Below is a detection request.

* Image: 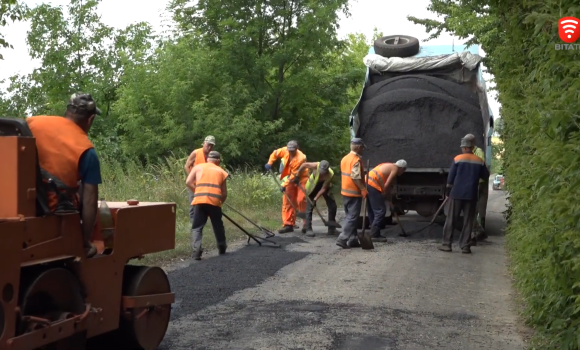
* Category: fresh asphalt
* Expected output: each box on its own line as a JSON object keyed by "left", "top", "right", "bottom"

{"left": 158, "top": 185, "right": 526, "bottom": 350}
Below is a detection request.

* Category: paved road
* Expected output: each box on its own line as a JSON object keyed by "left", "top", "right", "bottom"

{"left": 158, "top": 186, "right": 526, "bottom": 350}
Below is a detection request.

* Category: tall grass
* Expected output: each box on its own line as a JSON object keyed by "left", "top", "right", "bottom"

{"left": 99, "top": 154, "right": 282, "bottom": 266}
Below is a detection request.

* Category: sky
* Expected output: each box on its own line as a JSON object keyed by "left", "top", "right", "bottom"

{"left": 0, "top": 0, "right": 500, "bottom": 119}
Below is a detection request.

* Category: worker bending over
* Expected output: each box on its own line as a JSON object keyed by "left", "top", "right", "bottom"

{"left": 463, "top": 133, "right": 489, "bottom": 244}
{"left": 184, "top": 135, "right": 216, "bottom": 225}
{"left": 336, "top": 138, "right": 367, "bottom": 249}
{"left": 367, "top": 160, "right": 407, "bottom": 242}
{"left": 26, "top": 93, "right": 102, "bottom": 258}
{"left": 296, "top": 160, "right": 338, "bottom": 237}
{"left": 265, "top": 140, "right": 308, "bottom": 233}
{"left": 186, "top": 151, "right": 229, "bottom": 260}
{"left": 440, "top": 136, "right": 489, "bottom": 254}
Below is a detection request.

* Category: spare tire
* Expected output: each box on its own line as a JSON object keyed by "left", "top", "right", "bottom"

{"left": 362, "top": 75, "right": 480, "bottom": 107}
{"left": 374, "top": 35, "right": 420, "bottom": 58}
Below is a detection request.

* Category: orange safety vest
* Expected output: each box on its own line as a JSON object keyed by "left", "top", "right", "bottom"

{"left": 268, "top": 146, "right": 308, "bottom": 185}
{"left": 340, "top": 152, "right": 364, "bottom": 197}
{"left": 191, "top": 163, "right": 229, "bottom": 207}
{"left": 194, "top": 148, "right": 207, "bottom": 166}
{"left": 368, "top": 163, "right": 393, "bottom": 193}
{"left": 26, "top": 116, "right": 95, "bottom": 212}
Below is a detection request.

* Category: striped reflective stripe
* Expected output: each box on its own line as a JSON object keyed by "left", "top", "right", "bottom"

{"left": 194, "top": 193, "right": 222, "bottom": 199}
{"left": 196, "top": 183, "right": 221, "bottom": 188}
{"left": 341, "top": 188, "right": 360, "bottom": 195}
{"left": 370, "top": 169, "right": 384, "bottom": 189}
{"left": 341, "top": 172, "right": 351, "bottom": 176}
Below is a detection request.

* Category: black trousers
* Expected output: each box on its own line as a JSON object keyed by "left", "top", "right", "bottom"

{"left": 191, "top": 203, "right": 226, "bottom": 251}
{"left": 305, "top": 182, "right": 337, "bottom": 228}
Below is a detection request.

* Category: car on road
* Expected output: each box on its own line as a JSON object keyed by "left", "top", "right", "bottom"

{"left": 493, "top": 174, "right": 504, "bottom": 190}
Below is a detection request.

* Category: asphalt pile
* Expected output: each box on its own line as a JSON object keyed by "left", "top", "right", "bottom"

{"left": 358, "top": 80, "right": 484, "bottom": 168}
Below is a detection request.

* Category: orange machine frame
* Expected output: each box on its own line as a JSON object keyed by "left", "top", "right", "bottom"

{"left": 0, "top": 127, "right": 176, "bottom": 349}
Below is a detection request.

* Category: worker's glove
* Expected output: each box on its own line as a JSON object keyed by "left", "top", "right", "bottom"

{"left": 291, "top": 177, "right": 300, "bottom": 185}
{"left": 280, "top": 186, "right": 286, "bottom": 193}
{"left": 264, "top": 164, "right": 271, "bottom": 171}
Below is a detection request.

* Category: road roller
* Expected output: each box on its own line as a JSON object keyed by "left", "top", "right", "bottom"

{"left": 0, "top": 117, "right": 176, "bottom": 349}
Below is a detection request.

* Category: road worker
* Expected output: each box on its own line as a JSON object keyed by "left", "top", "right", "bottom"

{"left": 184, "top": 135, "right": 216, "bottom": 225}
{"left": 463, "top": 133, "right": 489, "bottom": 244}
{"left": 367, "top": 160, "right": 407, "bottom": 242}
{"left": 440, "top": 136, "right": 489, "bottom": 254}
{"left": 336, "top": 138, "right": 367, "bottom": 249}
{"left": 264, "top": 140, "right": 308, "bottom": 234}
{"left": 295, "top": 160, "right": 338, "bottom": 237}
{"left": 26, "top": 93, "right": 102, "bottom": 258}
{"left": 186, "top": 151, "right": 229, "bottom": 260}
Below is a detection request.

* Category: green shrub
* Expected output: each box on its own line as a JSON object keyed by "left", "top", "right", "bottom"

{"left": 99, "top": 154, "right": 282, "bottom": 266}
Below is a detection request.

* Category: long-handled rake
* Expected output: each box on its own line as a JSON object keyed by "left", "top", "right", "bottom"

{"left": 224, "top": 203, "right": 275, "bottom": 238}
{"left": 223, "top": 212, "right": 281, "bottom": 248}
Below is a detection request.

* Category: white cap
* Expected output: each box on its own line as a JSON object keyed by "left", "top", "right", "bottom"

{"left": 395, "top": 159, "right": 407, "bottom": 168}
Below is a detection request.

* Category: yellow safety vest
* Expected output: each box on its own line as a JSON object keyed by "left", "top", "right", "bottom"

{"left": 305, "top": 162, "right": 334, "bottom": 195}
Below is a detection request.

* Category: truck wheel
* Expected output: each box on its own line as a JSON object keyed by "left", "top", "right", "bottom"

{"left": 373, "top": 35, "right": 420, "bottom": 58}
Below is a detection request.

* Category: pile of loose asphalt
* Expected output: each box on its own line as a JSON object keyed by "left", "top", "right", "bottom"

{"left": 358, "top": 75, "right": 485, "bottom": 168}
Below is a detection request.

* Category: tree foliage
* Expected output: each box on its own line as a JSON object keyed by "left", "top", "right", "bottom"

{"left": 0, "top": 0, "right": 26, "bottom": 58}
{"left": 0, "top": 0, "right": 374, "bottom": 168}
{"left": 411, "top": 1, "right": 580, "bottom": 348}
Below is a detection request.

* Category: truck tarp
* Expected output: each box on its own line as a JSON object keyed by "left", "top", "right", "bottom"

{"left": 349, "top": 45, "right": 495, "bottom": 171}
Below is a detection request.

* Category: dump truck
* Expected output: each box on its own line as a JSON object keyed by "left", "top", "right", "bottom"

{"left": 350, "top": 35, "right": 494, "bottom": 226}
{"left": 0, "top": 117, "right": 176, "bottom": 349}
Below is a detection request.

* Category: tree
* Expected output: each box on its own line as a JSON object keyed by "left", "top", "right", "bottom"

{"left": 0, "top": 0, "right": 26, "bottom": 59}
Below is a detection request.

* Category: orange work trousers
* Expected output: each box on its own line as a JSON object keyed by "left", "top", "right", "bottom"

{"left": 282, "top": 181, "right": 307, "bottom": 226}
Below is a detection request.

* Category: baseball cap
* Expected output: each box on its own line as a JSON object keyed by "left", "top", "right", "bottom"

{"left": 319, "top": 160, "right": 330, "bottom": 173}
{"left": 460, "top": 137, "right": 474, "bottom": 148}
{"left": 208, "top": 151, "right": 221, "bottom": 159}
{"left": 203, "top": 135, "right": 216, "bottom": 145}
{"left": 68, "top": 93, "right": 101, "bottom": 116}
{"left": 395, "top": 159, "right": 407, "bottom": 168}
{"left": 351, "top": 138, "right": 366, "bottom": 148}
{"left": 463, "top": 133, "right": 476, "bottom": 141}
{"left": 287, "top": 140, "right": 298, "bottom": 151}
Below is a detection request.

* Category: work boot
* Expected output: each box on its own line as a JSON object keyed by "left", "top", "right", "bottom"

{"left": 461, "top": 246, "right": 472, "bottom": 254}
{"left": 476, "top": 231, "right": 488, "bottom": 241}
{"left": 336, "top": 239, "right": 349, "bottom": 249}
{"left": 305, "top": 228, "right": 315, "bottom": 237}
{"left": 438, "top": 244, "right": 452, "bottom": 252}
{"left": 278, "top": 225, "right": 294, "bottom": 234}
{"left": 218, "top": 244, "right": 227, "bottom": 255}
{"left": 327, "top": 227, "right": 340, "bottom": 235}
{"left": 469, "top": 235, "right": 477, "bottom": 246}
{"left": 192, "top": 249, "right": 203, "bottom": 260}
{"left": 347, "top": 239, "right": 361, "bottom": 248}
{"left": 370, "top": 226, "right": 388, "bottom": 243}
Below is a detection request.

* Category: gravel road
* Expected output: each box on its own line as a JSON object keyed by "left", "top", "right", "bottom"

{"left": 158, "top": 185, "right": 526, "bottom": 350}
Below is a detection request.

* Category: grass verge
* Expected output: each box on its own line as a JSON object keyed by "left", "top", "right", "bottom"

{"left": 99, "top": 154, "right": 283, "bottom": 266}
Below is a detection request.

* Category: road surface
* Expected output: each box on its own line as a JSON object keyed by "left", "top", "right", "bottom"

{"left": 158, "top": 185, "right": 526, "bottom": 350}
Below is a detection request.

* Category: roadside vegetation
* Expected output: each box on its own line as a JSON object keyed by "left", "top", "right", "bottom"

{"left": 410, "top": 1, "right": 580, "bottom": 348}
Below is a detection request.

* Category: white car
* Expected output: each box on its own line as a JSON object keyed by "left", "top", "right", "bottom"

{"left": 492, "top": 175, "right": 504, "bottom": 190}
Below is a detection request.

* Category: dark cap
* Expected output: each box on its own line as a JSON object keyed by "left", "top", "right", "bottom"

{"left": 351, "top": 138, "right": 366, "bottom": 148}
{"left": 287, "top": 140, "right": 298, "bottom": 151}
{"left": 68, "top": 93, "right": 101, "bottom": 116}
{"left": 208, "top": 151, "right": 221, "bottom": 159}
{"left": 319, "top": 160, "right": 330, "bottom": 173}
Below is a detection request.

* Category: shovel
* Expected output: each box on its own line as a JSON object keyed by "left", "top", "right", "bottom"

{"left": 402, "top": 197, "right": 449, "bottom": 237}
{"left": 296, "top": 182, "right": 342, "bottom": 228}
{"left": 224, "top": 203, "right": 275, "bottom": 238}
{"left": 358, "top": 160, "right": 374, "bottom": 250}
{"left": 267, "top": 169, "right": 307, "bottom": 219}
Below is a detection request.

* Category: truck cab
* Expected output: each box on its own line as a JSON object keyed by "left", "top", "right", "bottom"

{"left": 350, "top": 35, "right": 494, "bottom": 226}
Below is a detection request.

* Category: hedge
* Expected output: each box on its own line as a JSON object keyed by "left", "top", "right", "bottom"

{"left": 410, "top": 1, "right": 580, "bottom": 348}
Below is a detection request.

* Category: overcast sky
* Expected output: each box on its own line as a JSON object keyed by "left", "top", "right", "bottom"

{"left": 0, "top": 0, "right": 500, "bottom": 119}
